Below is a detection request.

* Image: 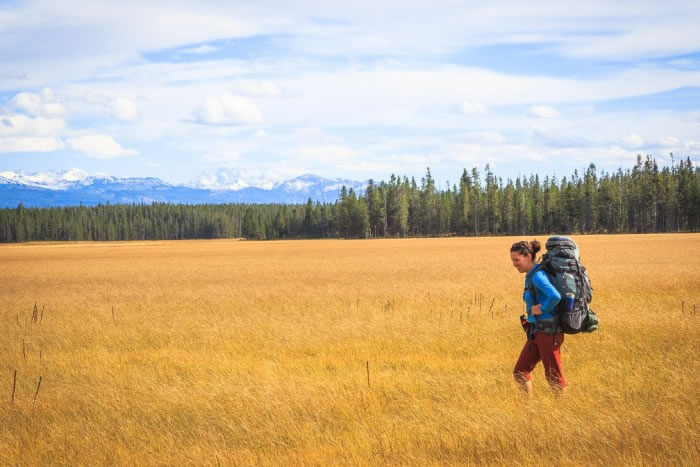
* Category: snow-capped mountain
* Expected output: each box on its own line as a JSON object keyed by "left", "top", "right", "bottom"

{"left": 0, "top": 168, "right": 97, "bottom": 189}
{"left": 186, "top": 168, "right": 363, "bottom": 196}
{"left": 0, "top": 169, "right": 367, "bottom": 208}
{"left": 187, "top": 167, "right": 279, "bottom": 191}
{"left": 278, "top": 174, "right": 364, "bottom": 197}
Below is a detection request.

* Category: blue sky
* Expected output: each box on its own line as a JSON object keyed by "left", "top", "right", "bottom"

{"left": 1, "top": 0, "right": 699, "bottom": 189}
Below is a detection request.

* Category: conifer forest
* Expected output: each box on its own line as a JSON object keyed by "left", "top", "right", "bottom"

{"left": 2, "top": 155, "right": 698, "bottom": 242}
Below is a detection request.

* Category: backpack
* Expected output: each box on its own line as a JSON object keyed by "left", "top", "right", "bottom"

{"left": 530, "top": 236, "right": 599, "bottom": 334}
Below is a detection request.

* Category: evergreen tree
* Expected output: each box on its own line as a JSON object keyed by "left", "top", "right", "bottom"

{"left": 2, "top": 158, "right": 698, "bottom": 242}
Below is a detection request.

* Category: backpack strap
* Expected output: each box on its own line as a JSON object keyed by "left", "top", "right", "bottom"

{"left": 526, "top": 263, "right": 542, "bottom": 304}
{"left": 526, "top": 263, "right": 563, "bottom": 333}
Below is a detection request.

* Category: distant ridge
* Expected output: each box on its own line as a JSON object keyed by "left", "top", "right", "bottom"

{"left": 0, "top": 170, "right": 367, "bottom": 208}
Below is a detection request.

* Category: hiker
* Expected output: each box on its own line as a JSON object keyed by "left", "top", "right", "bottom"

{"left": 510, "top": 240, "right": 566, "bottom": 396}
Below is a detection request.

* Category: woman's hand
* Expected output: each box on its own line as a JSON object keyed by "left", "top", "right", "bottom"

{"left": 531, "top": 304, "right": 543, "bottom": 315}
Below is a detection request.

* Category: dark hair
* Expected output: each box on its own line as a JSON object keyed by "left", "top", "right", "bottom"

{"left": 510, "top": 239, "right": 541, "bottom": 261}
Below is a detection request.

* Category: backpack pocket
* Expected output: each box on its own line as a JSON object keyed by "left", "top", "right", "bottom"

{"left": 562, "top": 272, "right": 577, "bottom": 297}
{"left": 560, "top": 308, "right": 588, "bottom": 334}
{"left": 558, "top": 271, "right": 587, "bottom": 333}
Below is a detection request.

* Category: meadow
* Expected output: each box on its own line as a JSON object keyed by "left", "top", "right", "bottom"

{"left": 1, "top": 234, "right": 699, "bottom": 465}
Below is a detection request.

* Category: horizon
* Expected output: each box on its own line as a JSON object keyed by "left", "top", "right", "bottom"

{"left": 1, "top": 1, "right": 700, "bottom": 187}
{"left": 2, "top": 153, "right": 692, "bottom": 194}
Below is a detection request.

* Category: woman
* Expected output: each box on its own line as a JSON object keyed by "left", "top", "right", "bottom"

{"left": 510, "top": 240, "right": 566, "bottom": 396}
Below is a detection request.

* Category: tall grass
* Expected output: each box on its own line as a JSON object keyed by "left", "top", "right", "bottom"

{"left": 1, "top": 235, "right": 699, "bottom": 465}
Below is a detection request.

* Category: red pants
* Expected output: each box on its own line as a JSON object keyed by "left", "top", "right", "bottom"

{"left": 514, "top": 332, "right": 567, "bottom": 389}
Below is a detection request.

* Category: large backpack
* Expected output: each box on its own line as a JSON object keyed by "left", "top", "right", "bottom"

{"left": 530, "top": 236, "right": 599, "bottom": 334}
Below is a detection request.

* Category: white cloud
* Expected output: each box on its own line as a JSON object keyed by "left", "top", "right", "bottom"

{"left": 12, "top": 93, "right": 41, "bottom": 115}
{"left": 195, "top": 92, "right": 263, "bottom": 125}
{"left": 2, "top": 1, "right": 700, "bottom": 97}
{"left": 460, "top": 99, "right": 488, "bottom": 114}
{"left": 66, "top": 134, "right": 137, "bottom": 158}
{"left": 3, "top": 0, "right": 698, "bottom": 65}
{"left": 11, "top": 88, "right": 66, "bottom": 117}
{"left": 563, "top": 20, "right": 700, "bottom": 60}
{"left": 0, "top": 114, "right": 66, "bottom": 137}
{"left": 647, "top": 136, "right": 700, "bottom": 152}
{"left": 0, "top": 137, "right": 64, "bottom": 153}
{"left": 231, "top": 80, "right": 281, "bottom": 97}
{"left": 2, "top": 2, "right": 700, "bottom": 183}
{"left": 110, "top": 97, "right": 138, "bottom": 121}
{"left": 181, "top": 44, "right": 219, "bottom": 54}
{"left": 189, "top": 167, "right": 280, "bottom": 190}
{"left": 620, "top": 132, "right": 644, "bottom": 149}
{"left": 0, "top": 89, "right": 68, "bottom": 153}
{"left": 659, "top": 136, "right": 681, "bottom": 147}
{"left": 528, "top": 105, "right": 560, "bottom": 119}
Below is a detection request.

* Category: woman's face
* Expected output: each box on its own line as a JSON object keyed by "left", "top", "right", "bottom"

{"left": 510, "top": 251, "right": 534, "bottom": 273}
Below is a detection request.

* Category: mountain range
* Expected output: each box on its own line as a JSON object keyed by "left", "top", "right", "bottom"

{"left": 0, "top": 169, "right": 367, "bottom": 208}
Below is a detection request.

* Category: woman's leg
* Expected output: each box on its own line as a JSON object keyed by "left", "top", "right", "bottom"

{"left": 514, "top": 338, "right": 540, "bottom": 396}
{"left": 535, "top": 332, "right": 567, "bottom": 394}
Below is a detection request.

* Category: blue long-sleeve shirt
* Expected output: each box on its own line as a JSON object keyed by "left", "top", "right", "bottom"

{"left": 523, "top": 266, "right": 561, "bottom": 324}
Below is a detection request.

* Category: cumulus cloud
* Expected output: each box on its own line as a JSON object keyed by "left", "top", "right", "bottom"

{"left": 0, "top": 114, "right": 66, "bottom": 137}
{"left": 0, "top": 137, "right": 64, "bottom": 153}
{"left": 190, "top": 167, "right": 279, "bottom": 190}
{"left": 528, "top": 105, "right": 560, "bottom": 119}
{"left": 11, "top": 88, "right": 66, "bottom": 117}
{"left": 66, "top": 134, "right": 137, "bottom": 158}
{"left": 194, "top": 92, "right": 263, "bottom": 125}
{"left": 0, "top": 89, "right": 143, "bottom": 158}
{"left": 110, "top": 97, "right": 138, "bottom": 121}
{"left": 0, "top": 92, "right": 67, "bottom": 152}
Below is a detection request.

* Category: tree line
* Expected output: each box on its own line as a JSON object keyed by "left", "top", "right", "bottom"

{"left": 1, "top": 155, "right": 698, "bottom": 243}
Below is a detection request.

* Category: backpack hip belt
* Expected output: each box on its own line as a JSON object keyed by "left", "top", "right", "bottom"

{"left": 534, "top": 317, "right": 562, "bottom": 334}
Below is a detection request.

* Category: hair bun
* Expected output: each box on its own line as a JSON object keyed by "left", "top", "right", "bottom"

{"left": 531, "top": 239, "right": 541, "bottom": 254}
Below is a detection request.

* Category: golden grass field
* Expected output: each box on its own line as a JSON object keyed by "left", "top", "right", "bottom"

{"left": 1, "top": 234, "right": 699, "bottom": 465}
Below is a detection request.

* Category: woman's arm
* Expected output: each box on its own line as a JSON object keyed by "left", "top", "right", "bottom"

{"left": 532, "top": 271, "right": 561, "bottom": 314}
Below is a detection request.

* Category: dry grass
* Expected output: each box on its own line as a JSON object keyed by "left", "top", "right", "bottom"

{"left": 1, "top": 234, "right": 699, "bottom": 466}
